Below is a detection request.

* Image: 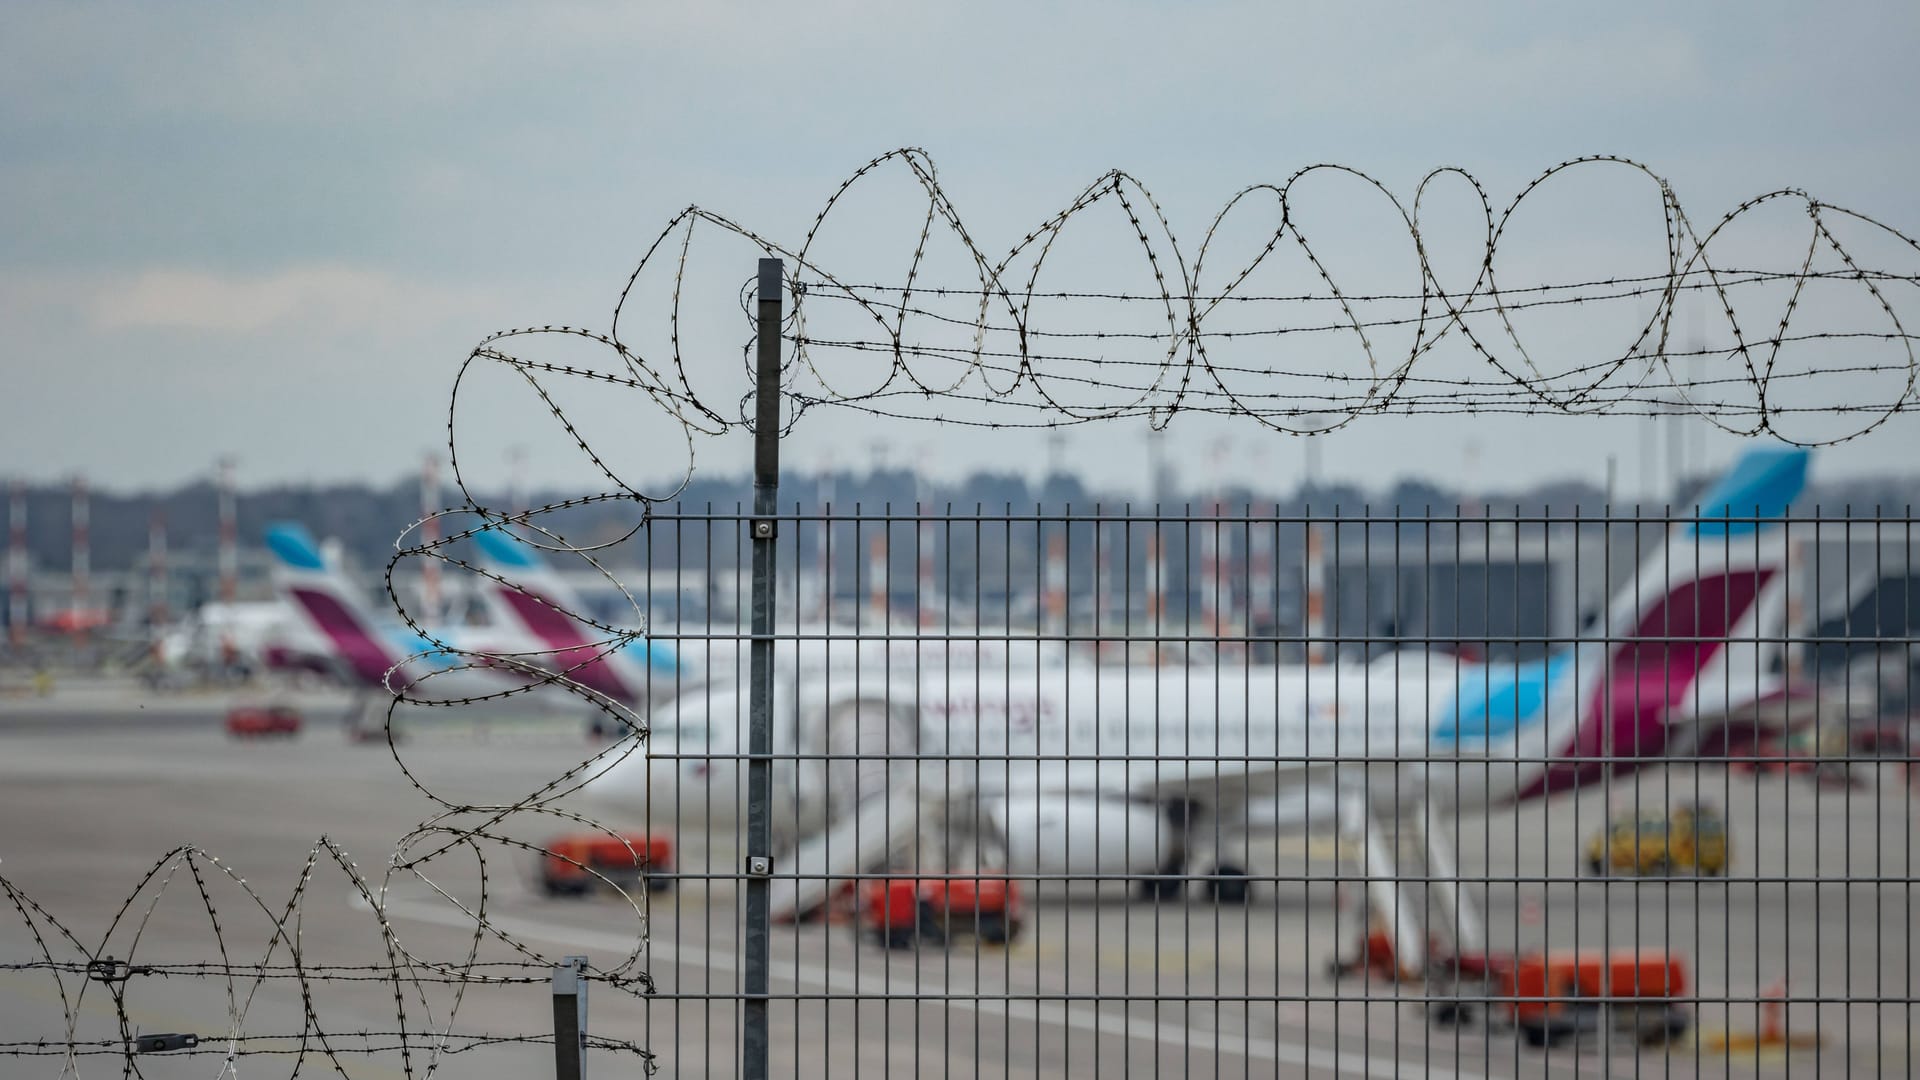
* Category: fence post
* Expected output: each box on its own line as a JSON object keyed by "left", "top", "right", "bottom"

{"left": 743, "top": 256, "right": 783, "bottom": 1079}
{"left": 552, "top": 955, "right": 587, "bottom": 1080}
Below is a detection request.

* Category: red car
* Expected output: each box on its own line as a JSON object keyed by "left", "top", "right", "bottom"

{"left": 225, "top": 704, "right": 303, "bottom": 738}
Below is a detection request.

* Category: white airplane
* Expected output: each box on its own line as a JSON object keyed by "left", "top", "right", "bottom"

{"left": 466, "top": 525, "right": 1066, "bottom": 713}
{"left": 464, "top": 525, "right": 686, "bottom": 711}
{"left": 151, "top": 599, "right": 331, "bottom": 680}
{"left": 264, "top": 522, "right": 558, "bottom": 719}
{"left": 587, "top": 447, "right": 1832, "bottom": 964}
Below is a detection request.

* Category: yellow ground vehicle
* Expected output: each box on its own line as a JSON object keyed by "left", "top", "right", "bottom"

{"left": 1585, "top": 804, "right": 1727, "bottom": 876}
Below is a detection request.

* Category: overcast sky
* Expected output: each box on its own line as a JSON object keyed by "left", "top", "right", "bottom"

{"left": 3, "top": 1, "right": 1917, "bottom": 501}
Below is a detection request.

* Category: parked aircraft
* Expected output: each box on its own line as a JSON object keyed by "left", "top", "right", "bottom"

{"left": 264, "top": 522, "right": 549, "bottom": 719}
{"left": 587, "top": 448, "right": 1835, "bottom": 966}
{"left": 466, "top": 524, "right": 1064, "bottom": 711}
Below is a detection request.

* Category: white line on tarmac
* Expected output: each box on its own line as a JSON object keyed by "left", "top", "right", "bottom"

{"left": 385, "top": 897, "right": 1500, "bottom": 1079}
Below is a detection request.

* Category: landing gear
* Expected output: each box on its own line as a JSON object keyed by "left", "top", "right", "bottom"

{"left": 1206, "top": 865, "right": 1251, "bottom": 904}
{"left": 1136, "top": 874, "right": 1186, "bottom": 901}
{"left": 1136, "top": 801, "right": 1196, "bottom": 901}
{"left": 1137, "top": 852, "right": 1188, "bottom": 901}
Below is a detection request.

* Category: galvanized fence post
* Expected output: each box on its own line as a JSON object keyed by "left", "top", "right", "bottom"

{"left": 742, "top": 257, "right": 783, "bottom": 1079}
{"left": 552, "top": 955, "right": 587, "bottom": 1080}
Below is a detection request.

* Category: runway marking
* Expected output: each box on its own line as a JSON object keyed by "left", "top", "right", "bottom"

{"left": 1263, "top": 835, "right": 1359, "bottom": 860}
{"left": 385, "top": 897, "right": 1503, "bottom": 1078}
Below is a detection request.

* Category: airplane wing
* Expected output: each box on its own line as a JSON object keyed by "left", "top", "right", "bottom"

{"left": 1133, "top": 757, "right": 1424, "bottom": 832}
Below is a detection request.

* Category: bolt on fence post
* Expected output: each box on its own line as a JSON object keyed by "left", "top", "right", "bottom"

{"left": 552, "top": 955, "right": 588, "bottom": 1080}
{"left": 743, "top": 256, "right": 783, "bottom": 1080}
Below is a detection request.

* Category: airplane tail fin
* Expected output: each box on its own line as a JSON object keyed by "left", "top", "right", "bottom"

{"left": 468, "top": 525, "right": 678, "bottom": 702}
{"left": 265, "top": 522, "right": 407, "bottom": 688}
{"left": 1613, "top": 447, "right": 1808, "bottom": 704}
{"left": 1553, "top": 447, "right": 1813, "bottom": 774}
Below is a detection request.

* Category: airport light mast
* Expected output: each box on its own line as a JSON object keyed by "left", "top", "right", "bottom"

{"left": 148, "top": 507, "right": 169, "bottom": 628}
{"left": 217, "top": 457, "right": 238, "bottom": 605}
{"left": 421, "top": 453, "right": 442, "bottom": 621}
{"left": 69, "top": 476, "right": 89, "bottom": 638}
{"left": 915, "top": 444, "right": 936, "bottom": 627}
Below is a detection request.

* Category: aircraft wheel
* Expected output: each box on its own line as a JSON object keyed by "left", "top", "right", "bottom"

{"left": 1207, "top": 865, "right": 1251, "bottom": 904}
{"left": 1136, "top": 875, "right": 1185, "bottom": 902}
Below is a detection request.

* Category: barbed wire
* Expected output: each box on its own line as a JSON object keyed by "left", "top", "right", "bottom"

{"left": 395, "top": 146, "right": 1920, "bottom": 648}
{"left": 430, "top": 150, "right": 1920, "bottom": 505}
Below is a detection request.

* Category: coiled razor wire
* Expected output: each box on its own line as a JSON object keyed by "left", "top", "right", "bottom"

{"left": 383, "top": 148, "right": 1920, "bottom": 735}
{"left": 7, "top": 149, "right": 1920, "bottom": 1074}
{"left": 385, "top": 147, "right": 1920, "bottom": 670}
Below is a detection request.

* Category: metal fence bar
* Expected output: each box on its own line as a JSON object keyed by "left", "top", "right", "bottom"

{"left": 742, "top": 256, "right": 783, "bottom": 1079}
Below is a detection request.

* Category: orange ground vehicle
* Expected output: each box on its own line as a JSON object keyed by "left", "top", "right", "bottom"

{"left": 539, "top": 833, "right": 674, "bottom": 896}
{"left": 861, "top": 876, "right": 1022, "bottom": 949}
{"left": 1502, "top": 950, "right": 1690, "bottom": 1047}
{"left": 224, "top": 704, "right": 302, "bottom": 737}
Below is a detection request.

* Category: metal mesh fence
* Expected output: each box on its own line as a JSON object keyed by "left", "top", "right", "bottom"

{"left": 594, "top": 500, "right": 1916, "bottom": 1075}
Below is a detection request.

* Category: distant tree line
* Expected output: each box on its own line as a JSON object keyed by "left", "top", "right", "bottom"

{"left": 8, "top": 467, "right": 1917, "bottom": 574}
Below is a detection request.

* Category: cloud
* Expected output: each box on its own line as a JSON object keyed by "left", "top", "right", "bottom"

{"left": 90, "top": 265, "right": 501, "bottom": 335}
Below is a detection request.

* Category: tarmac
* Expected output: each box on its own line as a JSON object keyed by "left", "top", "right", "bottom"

{"left": 0, "top": 679, "right": 1913, "bottom": 1077}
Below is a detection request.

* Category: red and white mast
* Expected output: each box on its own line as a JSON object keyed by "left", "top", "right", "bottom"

{"left": 1042, "top": 530, "right": 1067, "bottom": 634}
{"left": 1248, "top": 506, "right": 1276, "bottom": 631}
{"left": 868, "top": 529, "right": 889, "bottom": 625}
{"left": 1304, "top": 521, "right": 1328, "bottom": 665}
{"left": 1201, "top": 438, "right": 1232, "bottom": 637}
